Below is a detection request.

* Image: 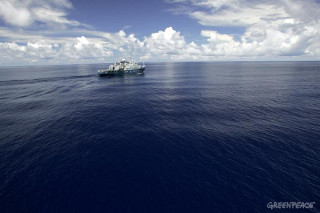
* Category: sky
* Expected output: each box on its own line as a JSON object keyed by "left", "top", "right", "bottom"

{"left": 0, "top": 0, "right": 320, "bottom": 65}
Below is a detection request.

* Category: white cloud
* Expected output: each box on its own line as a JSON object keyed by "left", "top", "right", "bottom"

{"left": 169, "top": 0, "right": 315, "bottom": 27}
{"left": 0, "top": 23, "right": 160, "bottom": 65}
{"left": 74, "top": 36, "right": 89, "bottom": 50}
{"left": 0, "top": 27, "right": 202, "bottom": 64}
{"left": 191, "top": 4, "right": 287, "bottom": 27}
{"left": 167, "top": 0, "right": 320, "bottom": 59}
{"left": 0, "top": 36, "right": 114, "bottom": 65}
{"left": 0, "top": 1, "right": 33, "bottom": 27}
{"left": 143, "top": 27, "right": 201, "bottom": 61}
{"left": 32, "top": 8, "right": 80, "bottom": 27}
{"left": 199, "top": 19, "right": 319, "bottom": 58}
{"left": 0, "top": 0, "right": 319, "bottom": 64}
{"left": 1, "top": 22, "right": 319, "bottom": 65}
{"left": 0, "top": 0, "right": 79, "bottom": 28}
{"left": 201, "top": 30, "right": 240, "bottom": 56}
{"left": 144, "top": 27, "right": 186, "bottom": 54}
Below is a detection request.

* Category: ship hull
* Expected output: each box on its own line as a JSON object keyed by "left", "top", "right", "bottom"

{"left": 98, "top": 70, "right": 125, "bottom": 76}
{"left": 98, "top": 68, "right": 145, "bottom": 76}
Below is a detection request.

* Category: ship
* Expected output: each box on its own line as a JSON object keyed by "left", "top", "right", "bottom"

{"left": 97, "top": 59, "right": 145, "bottom": 76}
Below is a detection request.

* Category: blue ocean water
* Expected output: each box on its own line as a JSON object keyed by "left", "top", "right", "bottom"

{"left": 0, "top": 62, "right": 319, "bottom": 213}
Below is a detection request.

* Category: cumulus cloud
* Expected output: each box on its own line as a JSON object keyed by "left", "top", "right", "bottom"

{"left": 0, "top": 26, "right": 202, "bottom": 64}
{"left": 74, "top": 36, "right": 89, "bottom": 50}
{"left": 0, "top": 0, "right": 79, "bottom": 28}
{"left": 0, "top": 36, "right": 113, "bottom": 65}
{"left": 143, "top": 27, "right": 201, "bottom": 61}
{"left": 0, "top": 0, "right": 319, "bottom": 64}
{"left": 1, "top": 22, "right": 319, "bottom": 65}
{"left": 0, "top": 25, "right": 156, "bottom": 65}
{"left": 167, "top": 0, "right": 320, "bottom": 59}
{"left": 199, "top": 21, "right": 319, "bottom": 57}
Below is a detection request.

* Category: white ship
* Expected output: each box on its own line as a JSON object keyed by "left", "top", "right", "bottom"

{"left": 97, "top": 59, "right": 145, "bottom": 76}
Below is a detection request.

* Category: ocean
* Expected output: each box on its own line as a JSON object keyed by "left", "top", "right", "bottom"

{"left": 0, "top": 62, "right": 319, "bottom": 212}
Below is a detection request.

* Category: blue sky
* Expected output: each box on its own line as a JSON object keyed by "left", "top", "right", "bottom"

{"left": 0, "top": 0, "right": 320, "bottom": 65}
